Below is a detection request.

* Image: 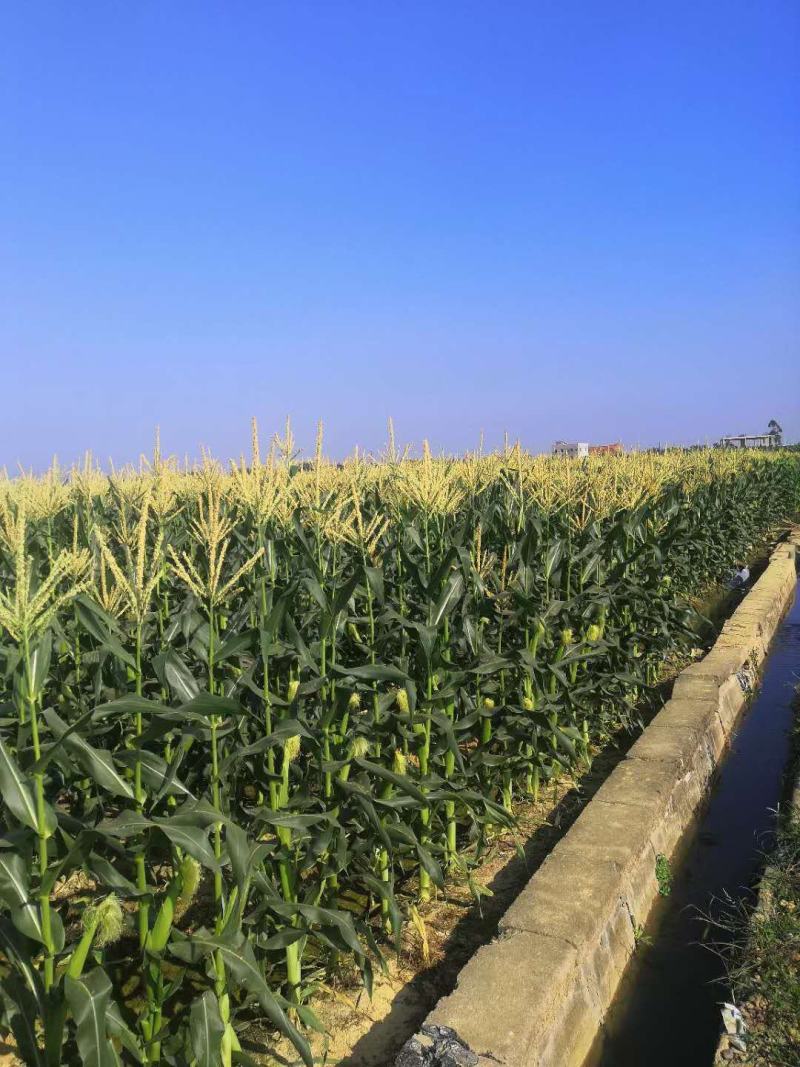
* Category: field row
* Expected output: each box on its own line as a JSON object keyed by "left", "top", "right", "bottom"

{"left": 1, "top": 439, "right": 799, "bottom": 1065}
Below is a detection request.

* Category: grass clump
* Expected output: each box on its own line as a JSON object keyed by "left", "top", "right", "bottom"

{"left": 655, "top": 853, "right": 672, "bottom": 897}
{"left": 728, "top": 809, "right": 800, "bottom": 1065}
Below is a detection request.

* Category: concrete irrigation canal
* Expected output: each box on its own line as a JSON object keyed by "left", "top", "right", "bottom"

{"left": 396, "top": 531, "right": 800, "bottom": 1067}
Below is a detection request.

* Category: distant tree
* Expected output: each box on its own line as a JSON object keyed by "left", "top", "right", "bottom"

{"left": 768, "top": 419, "right": 783, "bottom": 435}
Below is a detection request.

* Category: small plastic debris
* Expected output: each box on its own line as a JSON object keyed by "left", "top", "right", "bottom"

{"left": 735, "top": 668, "right": 754, "bottom": 693}
{"left": 395, "top": 1024, "right": 479, "bottom": 1067}
{"left": 721, "top": 1001, "right": 746, "bottom": 1037}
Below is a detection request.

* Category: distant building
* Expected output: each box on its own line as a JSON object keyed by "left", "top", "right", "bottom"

{"left": 552, "top": 441, "right": 589, "bottom": 459}
{"left": 718, "top": 421, "right": 783, "bottom": 449}
{"left": 552, "top": 441, "right": 624, "bottom": 458}
{"left": 588, "top": 442, "right": 623, "bottom": 456}
{"left": 718, "top": 434, "right": 780, "bottom": 449}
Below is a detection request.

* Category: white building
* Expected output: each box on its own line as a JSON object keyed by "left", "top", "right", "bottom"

{"left": 552, "top": 441, "right": 589, "bottom": 459}
{"left": 718, "top": 421, "right": 783, "bottom": 449}
{"left": 718, "top": 427, "right": 783, "bottom": 449}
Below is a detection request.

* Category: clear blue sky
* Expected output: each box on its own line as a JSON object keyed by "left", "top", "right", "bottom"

{"left": 2, "top": 1, "right": 798, "bottom": 469}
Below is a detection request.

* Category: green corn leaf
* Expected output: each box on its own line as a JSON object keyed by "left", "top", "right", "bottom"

{"left": 215, "top": 628, "right": 257, "bottom": 662}
{"left": 15, "top": 899, "right": 47, "bottom": 945}
{"left": 153, "top": 649, "right": 199, "bottom": 702}
{"left": 283, "top": 615, "right": 319, "bottom": 675}
{"left": 153, "top": 739, "right": 195, "bottom": 803}
{"left": 114, "top": 748, "right": 193, "bottom": 798}
{"left": 343, "top": 792, "right": 391, "bottom": 849}
{"left": 296, "top": 1003, "right": 327, "bottom": 1035}
{"left": 0, "top": 851, "right": 30, "bottom": 912}
{"left": 405, "top": 619, "right": 437, "bottom": 663}
{"left": 271, "top": 902, "right": 365, "bottom": 959}
{"left": 225, "top": 821, "right": 268, "bottom": 895}
{"left": 544, "top": 540, "right": 564, "bottom": 581}
{"left": 365, "top": 566, "right": 385, "bottom": 605}
{"left": 86, "top": 854, "right": 141, "bottom": 896}
{"left": 415, "top": 843, "right": 444, "bottom": 887}
{"left": 105, "top": 998, "right": 144, "bottom": 1062}
{"left": 0, "top": 737, "right": 50, "bottom": 832}
{"left": 0, "top": 852, "right": 46, "bottom": 944}
{"left": 0, "top": 973, "right": 45, "bottom": 1066}
{"left": 31, "top": 705, "right": 101, "bottom": 774}
{"left": 189, "top": 991, "right": 225, "bottom": 1067}
{"left": 92, "top": 695, "right": 168, "bottom": 718}
{"left": 232, "top": 1053, "right": 260, "bottom": 1067}
{"left": 41, "top": 708, "right": 134, "bottom": 800}
{"left": 96, "top": 810, "right": 152, "bottom": 839}
{"left": 554, "top": 729, "right": 577, "bottom": 758}
{"left": 163, "top": 798, "right": 230, "bottom": 829}
{"left": 0, "top": 917, "right": 45, "bottom": 1014}
{"left": 73, "top": 594, "right": 126, "bottom": 637}
{"left": 64, "top": 968, "right": 119, "bottom": 1067}
{"left": 220, "top": 719, "right": 312, "bottom": 773}
{"left": 330, "top": 573, "right": 359, "bottom": 617}
{"left": 170, "top": 930, "right": 313, "bottom": 1067}
{"left": 259, "top": 588, "right": 290, "bottom": 640}
{"left": 580, "top": 553, "right": 603, "bottom": 585}
{"left": 258, "top": 927, "right": 305, "bottom": 951}
{"left": 49, "top": 907, "right": 66, "bottom": 953}
{"left": 547, "top": 663, "right": 570, "bottom": 687}
{"left": 360, "top": 872, "right": 402, "bottom": 940}
{"left": 469, "top": 655, "right": 512, "bottom": 675}
{"left": 29, "top": 632, "right": 52, "bottom": 699}
{"left": 255, "top": 810, "right": 329, "bottom": 831}
{"left": 429, "top": 572, "right": 464, "bottom": 628}
{"left": 303, "top": 575, "right": 329, "bottom": 612}
{"left": 353, "top": 759, "right": 426, "bottom": 803}
{"left": 73, "top": 598, "right": 136, "bottom": 669}
{"left": 426, "top": 547, "right": 459, "bottom": 598}
{"left": 332, "top": 663, "right": 408, "bottom": 684}
{"left": 150, "top": 817, "right": 220, "bottom": 870}
{"left": 179, "top": 692, "right": 241, "bottom": 718}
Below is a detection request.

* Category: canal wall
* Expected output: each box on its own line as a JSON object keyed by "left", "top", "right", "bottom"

{"left": 396, "top": 531, "right": 799, "bottom": 1067}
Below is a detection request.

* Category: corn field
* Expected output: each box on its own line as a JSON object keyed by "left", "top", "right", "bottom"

{"left": 1, "top": 424, "right": 798, "bottom": 1067}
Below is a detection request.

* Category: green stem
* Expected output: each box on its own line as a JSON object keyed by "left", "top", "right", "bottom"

{"left": 258, "top": 528, "right": 278, "bottom": 811}
{"left": 206, "top": 603, "right": 227, "bottom": 1008}
{"left": 22, "top": 632, "right": 55, "bottom": 992}
{"left": 442, "top": 617, "right": 456, "bottom": 869}
{"left": 418, "top": 672, "right": 433, "bottom": 901}
{"left": 134, "top": 624, "right": 149, "bottom": 949}
{"left": 277, "top": 746, "right": 301, "bottom": 1002}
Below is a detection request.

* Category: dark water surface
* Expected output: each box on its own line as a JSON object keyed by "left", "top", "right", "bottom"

{"left": 587, "top": 578, "right": 800, "bottom": 1067}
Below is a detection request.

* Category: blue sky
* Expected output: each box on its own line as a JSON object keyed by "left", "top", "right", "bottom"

{"left": 1, "top": 1, "right": 798, "bottom": 469}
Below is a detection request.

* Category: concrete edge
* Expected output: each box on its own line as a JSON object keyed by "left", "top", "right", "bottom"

{"left": 397, "top": 535, "right": 799, "bottom": 1067}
